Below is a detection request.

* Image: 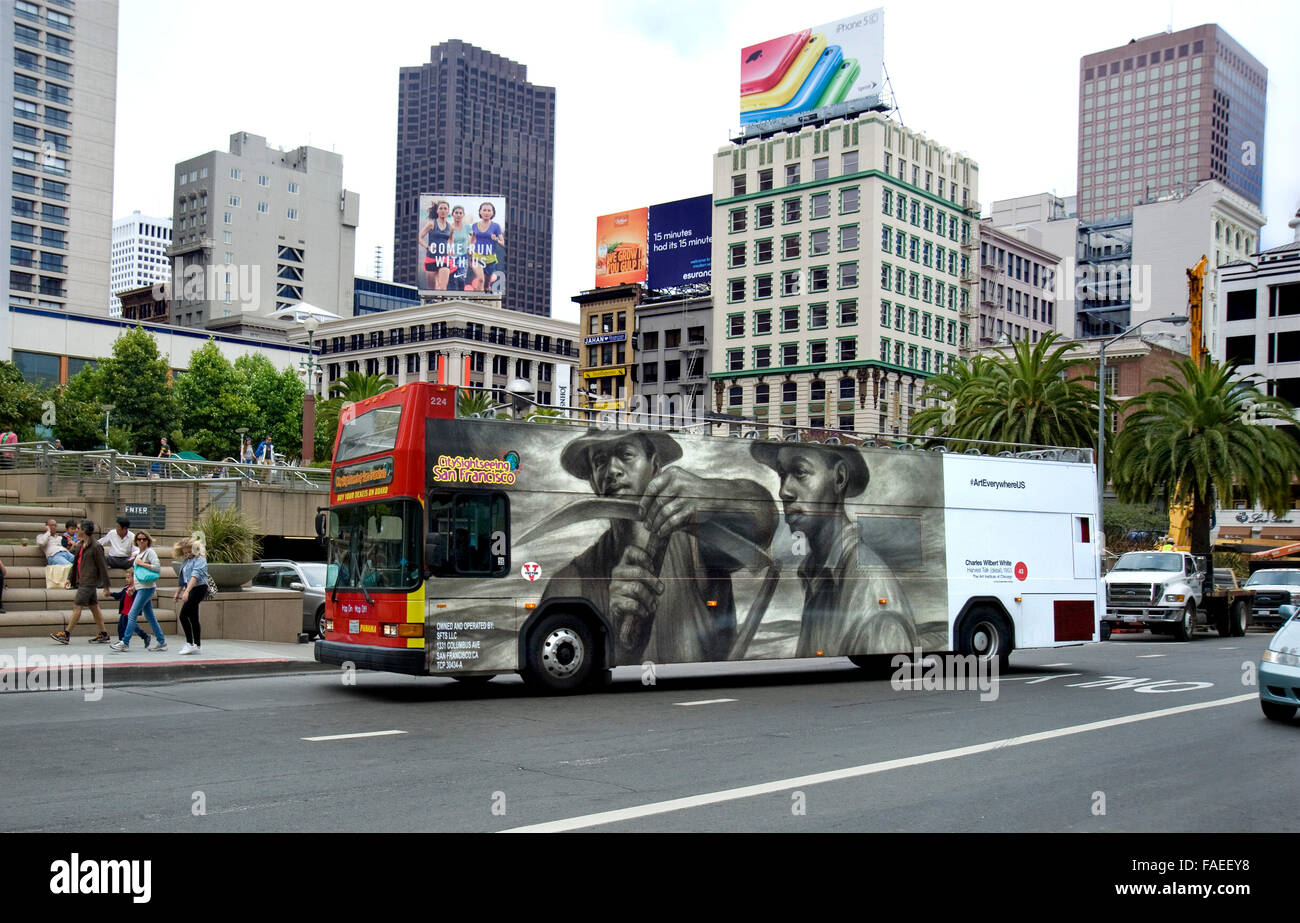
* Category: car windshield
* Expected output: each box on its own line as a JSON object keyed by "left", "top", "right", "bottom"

{"left": 1245, "top": 571, "right": 1300, "bottom": 587}
{"left": 1112, "top": 553, "right": 1182, "bottom": 572}
{"left": 299, "top": 563, "right": 328, "bottom": 588}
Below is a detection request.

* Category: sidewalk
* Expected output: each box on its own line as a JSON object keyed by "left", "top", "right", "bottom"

{"left": 0, "top": 634, "right": 334, "bottom": 686}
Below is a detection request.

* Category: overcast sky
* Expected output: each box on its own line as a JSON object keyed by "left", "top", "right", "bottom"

{"left": 112, "top": 0, "right": 1300, "bottom": 323}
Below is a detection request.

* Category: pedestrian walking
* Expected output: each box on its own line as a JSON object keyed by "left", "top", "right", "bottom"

{"left": 240, "top": 436, "right": 255, "bottom": 465}
{"left": 110, "top": 531, "right": 165, "bottom": 652}
{"left": 173, "top": 537, "right": 213, "bottom": 655}
{"left": 0, "top": 428, "right": 16, "bottom": 468}
{"left": 110, "top": 570, "right": 150, "bottom": 649}
{"left": 49, "top": 520, "right": 112, "bottom": 645}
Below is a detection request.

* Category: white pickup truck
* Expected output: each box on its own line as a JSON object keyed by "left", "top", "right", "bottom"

{"left": 1103, "top": 551, "right": 1207, "bottom": 641}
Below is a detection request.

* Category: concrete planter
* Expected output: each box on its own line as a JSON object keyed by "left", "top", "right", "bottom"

{"left": 173, "top": 561, "right": 260, "bottom": 590}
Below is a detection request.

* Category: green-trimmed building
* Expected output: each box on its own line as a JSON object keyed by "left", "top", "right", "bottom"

{"left": 710, "top": 113, "right": 979, "bottom": 435}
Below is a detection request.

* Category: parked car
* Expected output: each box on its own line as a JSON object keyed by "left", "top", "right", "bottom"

{"left": 253, "top": 560, "right": 328, "bottom": 638}
{"left": 1243, "top": 569, "right": 1300, "bottom": 629}
{"left": 1260, "top": 604, "right": 1300, "bottom": 722}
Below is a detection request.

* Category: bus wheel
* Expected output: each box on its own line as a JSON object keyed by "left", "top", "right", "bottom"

{"left": 525, "top": 613, "right": 595, "bottom": 693}
{"left": 959, "top": 607, "right": 1011, "bottom": 673}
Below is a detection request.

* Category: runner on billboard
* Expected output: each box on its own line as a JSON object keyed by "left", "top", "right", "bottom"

{"left": 419, "top": 200, "right": 455, "bottom": 290}
{"left": 469, "top": 202, "right": 505, "bottom": 294}
{"left": 448, "top": 204, "right": 471, "bottom": 292}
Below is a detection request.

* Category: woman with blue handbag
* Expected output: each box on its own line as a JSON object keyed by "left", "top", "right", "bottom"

{"left": 109, "top": 532, "right": 166, "bottom": 652}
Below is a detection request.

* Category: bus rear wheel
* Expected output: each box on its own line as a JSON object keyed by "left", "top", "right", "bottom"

{"left": 524, "top": 613, "right": 596, "bottom": 694}
{"left": 958, "top": 607, "right": 1011, "bottom": 673}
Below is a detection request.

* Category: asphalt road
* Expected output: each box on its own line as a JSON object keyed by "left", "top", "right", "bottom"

{"left": 2, "top": 629, "right": 1294, "bottom": 833}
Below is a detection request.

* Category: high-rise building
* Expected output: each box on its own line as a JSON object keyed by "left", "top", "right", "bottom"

{"left": 168, "top": 131, "right": 359, "bottom": 330}
{"left": 109, "top": 211, "right": 171, "bottom": 315}
{"left": 2, "top": 0, "right": 118, "bottom": 362}
{"left": 1078, "top": 24, "right": 1266, "bottom": 223}
{"left": 974, "top": 223, "right": 1061, "bottom": 350}
{"left": 393, "top": 40, "right": 556, "bottom": 317}
{"left": 711, "top": 113, "right": 979, "bottom": 436}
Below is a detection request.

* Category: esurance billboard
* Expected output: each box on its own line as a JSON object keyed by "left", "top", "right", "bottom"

{"left": 594, "top": 208, "right": 648, "bottom": 288}
{"left": 739, "top": 8, "right": 883, "bottom": 128}
{"left": 647, "top": 195, "right": 712, "bottom": 290}
{"left": 417, "top": 194, "right": 506, "bottom": 294}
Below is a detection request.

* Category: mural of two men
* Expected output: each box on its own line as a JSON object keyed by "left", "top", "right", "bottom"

{"left": 537, "top": 429, "right": 918, "bottom": 665}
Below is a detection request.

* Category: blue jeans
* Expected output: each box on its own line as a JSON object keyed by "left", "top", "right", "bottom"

{"left": 121, "top": 586, "right": 164, "bottom": 648}
{"left": 48, "top": 549, "right": 74, "bottom": 566}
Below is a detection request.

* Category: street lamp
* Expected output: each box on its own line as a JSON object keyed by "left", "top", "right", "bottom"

{"left": 100, "top": 403, "right": 115, "bottom": 447}
{"left": 1096, "top": 314, "right": 1190, "bottom": 541}
{"left": 504, "top": 377, "right": 536, "bottom": 420}
{"left": 236, "top": 426, "right": 248, "bottom": 461}
{"left": 300, "top": 314, "right": 320, "bottom": 465}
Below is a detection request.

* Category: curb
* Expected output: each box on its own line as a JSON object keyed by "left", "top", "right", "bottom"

{"left": 97, "top": 659, "right": 336, "bottom": 686}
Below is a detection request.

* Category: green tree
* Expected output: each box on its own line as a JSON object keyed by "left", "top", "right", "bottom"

{"left": 456, "top": 388, "right": 499, "bottom": 418}
{"left": 235, "top": 353, "right": 305, "bottom": 459}
{"left": 329, "top": 371, "right": 393, "bottom": 403}
{"left": 49, "top": 366, "right": 106, "bottom": 450}
{"left": 0, "top": 360, "right": 42, "bottom": 434}
{"left": 94, "top": 326, "right": 177, "bottom": 454}
{"left": 174, "top": 340, "right": 256, "bottom": 459}
{"left": 1111, "top": 357, "right": 1300, "bottom": 557}
{"left": 911, "top": 333, "right": 1105, "bottom": 453}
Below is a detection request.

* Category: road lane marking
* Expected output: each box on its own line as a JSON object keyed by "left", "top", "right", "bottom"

{"left": 501, "top": 693, "right": 1256, "bottom": 833}
{"left": 1136, "top": 654, "right": 1167, "bottom": 658}
{"left": 1043, "top": 663, "right": 1072, "bottom": 667}
{"left": 302, "top": 730, "right": 407, "bottom": 742}
{"left": 1025, "top": 673, "right": 1081, "bottom": 684}
{"left": 675, "top": 698, "right": 737, "bottom": 707}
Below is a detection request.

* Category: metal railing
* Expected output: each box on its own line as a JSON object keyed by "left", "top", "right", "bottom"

{"left": 6, "top": 443, "right": 329, "bottom": 492}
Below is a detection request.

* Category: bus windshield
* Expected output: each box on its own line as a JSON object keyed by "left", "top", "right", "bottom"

{"left": 336, "top": 405, "right": 403, "bottom": 463}
{"left": 327, "top": 499, "right": 423, "bottom": 591}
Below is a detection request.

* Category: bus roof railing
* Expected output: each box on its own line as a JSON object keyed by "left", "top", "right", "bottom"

{"left": 446, "top": 387, "right": 1095, "bottom": 464}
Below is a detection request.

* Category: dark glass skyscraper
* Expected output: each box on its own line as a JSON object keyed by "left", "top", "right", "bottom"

{"left": 394, "top": 40, "right": 556, "bottom": 316}
{"left": 1077, "top": 24, "right": 1266, "bottom": 223}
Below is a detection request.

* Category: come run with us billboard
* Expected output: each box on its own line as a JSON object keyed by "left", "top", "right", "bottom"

{"left": 416, "top": 194, "right": 507, "bottom": 295}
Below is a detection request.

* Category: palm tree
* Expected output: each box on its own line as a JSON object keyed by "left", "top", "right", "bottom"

{"left": 1111, "top": 357, "right": 1300, "bottom": 556}
{"left": 329, "top": 371, "right": 394, "bottom": 403}
{"left": 911, "top": 333, "right": 1105, "bottom": 453}
{"left": 456, "top": 388, "right": 500, "bottom": 418}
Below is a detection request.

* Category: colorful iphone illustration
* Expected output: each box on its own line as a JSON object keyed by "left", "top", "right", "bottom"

{"left": 740, "top": 28, "right": 811, "bottom": 97}
{"left": 740, "top": 44, "right": 843, "bottom": 125}
{"left": 815, "top": 57, "right": 861, "bottom": 109}
{"left": 741, "top": 32, "right": 827, "bottom": 112}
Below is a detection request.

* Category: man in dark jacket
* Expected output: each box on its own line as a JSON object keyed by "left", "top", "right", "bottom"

{"left": 50, "top": 520, "right": 112, "bottom": 644}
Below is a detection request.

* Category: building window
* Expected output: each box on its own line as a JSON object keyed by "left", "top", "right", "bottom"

{"left": 810, "top": 341, "right": 827, "bottom": 363}
{"left": 257, "top": 201, "right": 268, "bottom": 214}
{"left": 781, "top": 344, "right": 798, "bottom": 366}
{"left": 782, "top": 306, "right": 799, "bottom": 332}
{"left": 839, "top": 377, "right": 855, "bottom": 399}
{"left": 755, "top": 203, "right": 774, "bottom": 228}
{"left": 728, "top": 279, "right": 745, "bottom": 302}
{"left": 840, "top": 187, "right": 860, "bottom": 213}
{"left": 808, "top": 267, "right": 828, "bottom": 292}
{"left": 839, "top": 339, "right": 858, "bottom": 362}
{"left": 230, "top": 168, "right": 242, "bottom": 180}
{"left": 732, "top": 174, "right": 746, "bottom": 195}
{"left": 755, "top": 274, "right": 772, "bottom": 299}
{"left": 840, "top": 226, "right": 859, "bottom": 251}
{"left": 785, "top": 163, "right": 800, "bottom": 185}
{"left": 287, "top": 182, "right": 300, "bottom": 194}
{"left": 729, "top": 386, "right": 743, "bottom": 407}
{"left": 782, "top": 234, "right": 800, "bottom": 260}
{"left": 839, "top": 300, "right": 858, "bottom": 325}
{"left": 755, "top": 310, "right": 772, "bottom": 335}
{"left": 812, "top": 157, "right": 829, "bottom": 181}
{"left": 286, "top": 208, "right": 299, "bottom": 220}
{"left": 729, "top": 243, "right": 746, "bottom": 268}
{"left": 728, "top": 314, "right": 744, "bottom": 337}
{"left": 842, "top": 150, "right": 859, "bottom": 174}
{"left": 754, "top": 346, "right": 771, "bottom": 368}
{"left": 758, "top": 168, "right": 773, "bottom": 191}
{"left": 810, "top": 192, "right": 830, "bottom": 219}
{"left": 755, "top": 239, "right": 773, "bottom": 263}
{"left": 809, "top": 303, "right": 828, "bottom": 329}
{"left": 228, "top": 194, "right": 240, "bottom": 207}
{"left": 755, "top": 383, "right": 770, "bottom": 404}
{"left": 839, "top": 263, "right": 859, "bottom": 288}
{"left": 730, "top": 208, "right": 747, "bottom": 232}
{"left": 810, "top": 228, "right": 829, "bottom": 256}
{"left": 782, "top": 272, "right": 799, "bottom": 297}
{"left": 783, "top": 199, "right": 801, "bottom": 223}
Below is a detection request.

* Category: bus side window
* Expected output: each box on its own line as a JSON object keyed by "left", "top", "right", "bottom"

{"left": 427, "top": 493, "right": 453, "bottom": 574}
{"left": 430, "top": 492, "right": 510, "bottom": 577}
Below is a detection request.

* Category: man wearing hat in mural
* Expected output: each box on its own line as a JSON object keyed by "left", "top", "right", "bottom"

{"left": 751, "top": 441, "right": 917, "bottom": 658}
{"left": 540, "top": 429, "right": 776, "bottom": 664}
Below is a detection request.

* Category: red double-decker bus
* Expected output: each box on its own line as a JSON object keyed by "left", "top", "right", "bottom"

{"left": 315, "top": 381, "right": 1102, "bottom": 692}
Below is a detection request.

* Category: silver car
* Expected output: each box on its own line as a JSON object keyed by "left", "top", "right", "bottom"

{"left": 254, "top": 560, "right": 328, "bottom": 638}
{"left": 1261, "top": 605, "right": 1300, "bottom": 722}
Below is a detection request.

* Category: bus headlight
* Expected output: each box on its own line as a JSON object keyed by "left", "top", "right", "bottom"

{"left": 380, "top": 623, "right": 424, "bottom": 638}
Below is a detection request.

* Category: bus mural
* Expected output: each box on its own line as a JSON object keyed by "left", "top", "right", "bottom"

{"left": 315, "top": 382, "right": 1100, "bottom": 693}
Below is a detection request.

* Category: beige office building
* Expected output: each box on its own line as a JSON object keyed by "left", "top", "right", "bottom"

{"left": 711, "top": 113, "right": 978, "bottom": 436}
